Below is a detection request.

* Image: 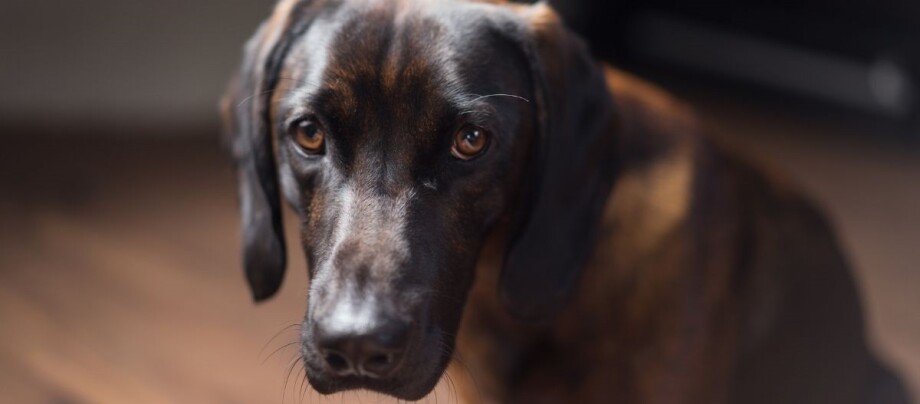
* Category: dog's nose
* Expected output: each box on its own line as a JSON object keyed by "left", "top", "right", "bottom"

{"left": 315, "top": 320, "right": 410, "bottom": 378}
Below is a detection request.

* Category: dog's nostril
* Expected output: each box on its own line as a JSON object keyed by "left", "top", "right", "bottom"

{"left": 367, "top": 354, "right": 391, "bottom": 367}
{"left": 324, "top": 351, "right": 351, "bottom": 372}
{"left": 360, "top": 352, "right": 398, "bottom": 378}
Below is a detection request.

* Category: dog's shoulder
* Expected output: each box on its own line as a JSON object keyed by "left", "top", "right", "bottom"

{"left": 600, "top": 66, "right": 859, "bottom": 344}
{"left": 602, "top": 66, "right": 840, "bottom": 261}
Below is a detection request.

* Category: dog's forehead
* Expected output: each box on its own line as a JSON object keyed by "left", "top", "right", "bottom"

{"left": 280, "top": 0, "right": 526, "bottom": 114}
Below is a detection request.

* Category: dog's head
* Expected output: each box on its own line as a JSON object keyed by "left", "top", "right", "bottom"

{"left": 222, "top": 0, "right": 614, "bottom": 399}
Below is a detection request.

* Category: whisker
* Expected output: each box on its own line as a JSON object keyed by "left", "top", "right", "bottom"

{"left": 444, "top": 372, "right": 460, "bottom": 403}
{"left": 439, "top": 342, "right": 483, "bottom": 404}
{"left": 260, "top": 323, "right": 302, "bottom": 354}
{"left": 470, "top": 93, "right": 531, "bottom": 103}
{"left": 235, "top": 76, "right": 319, "bottom": 108}
{"left": 282, "top": 356, "right": 303, "bottom": 404}
{"left": 295, "top": 365, "right": 306, "bottom": 404}
{"left": 236, "top": 89, "right": 276, "bottom": 108}
{"left": 263, "top": 341, "right": 302, "bottom": 365}
{"left": 428, "top": 336, "right": 475, "bottom": 404}
{"left": 300, "top": 363, "right": 314, "bottom": 404}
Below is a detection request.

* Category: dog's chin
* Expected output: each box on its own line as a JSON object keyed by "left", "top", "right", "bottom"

{"left": 304, "top": 335, "right": 454, "bottom": 401}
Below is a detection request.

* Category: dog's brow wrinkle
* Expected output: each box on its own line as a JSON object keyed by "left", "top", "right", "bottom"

{"left": 422, "top": 179, "right": 438, "bottom": 191}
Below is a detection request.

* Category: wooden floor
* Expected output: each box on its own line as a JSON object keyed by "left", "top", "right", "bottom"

{"left": 1, "top": 103, "right": 918, "bottom": 403}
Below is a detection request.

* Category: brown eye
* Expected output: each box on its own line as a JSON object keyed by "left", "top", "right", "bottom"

{"left": 290, "top": 118, "right": 325, "bottom": 155}
{"left": 451, "top": 125, "right": 490, "bottom": 160}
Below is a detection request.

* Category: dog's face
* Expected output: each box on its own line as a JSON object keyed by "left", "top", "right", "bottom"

{"left": 277, "top": 2, "right": 536, "bottom": 398}
{"left": 223, "top": 0, "right": 614, "bottom": 400}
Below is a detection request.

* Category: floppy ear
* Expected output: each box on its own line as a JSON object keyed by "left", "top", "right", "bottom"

{"left": 500, "top": 3, "right": 617, "bottom": 321}
{"left": 220, "top": 0, "right": 315, "bottom": 302}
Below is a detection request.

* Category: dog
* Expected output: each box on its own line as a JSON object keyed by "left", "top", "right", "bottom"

{"left": 221, "top": 0, "right": 912, "bottom": 402}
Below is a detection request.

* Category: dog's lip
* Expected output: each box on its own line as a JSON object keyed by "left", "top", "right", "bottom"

{"left": 306, "top": 370, "right": 439, "bottom": 400}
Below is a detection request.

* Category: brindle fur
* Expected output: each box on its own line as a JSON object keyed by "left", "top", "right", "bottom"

{"left": 222, "top": 1, "right": 911, "bottom": 403}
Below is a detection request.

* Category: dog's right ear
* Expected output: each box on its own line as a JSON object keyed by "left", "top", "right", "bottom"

{"left": 498, "top": 3, "right": 617, "bottom": 321}
{"left": 220, "top": 0, "right": 317, "bottom": 302}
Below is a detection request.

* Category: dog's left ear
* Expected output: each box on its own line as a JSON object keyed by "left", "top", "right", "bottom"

{"left": 500, "top": 3, "right": 617, "bottom": 321}
{"left": 220, "top": 0, "right": 317, "bottom": 302}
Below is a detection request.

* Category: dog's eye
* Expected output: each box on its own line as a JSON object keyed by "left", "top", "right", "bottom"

{"left": 451, "top": 125, "right": 490, "bottom": 160}
{"left": 290, "top": 118, "right": 325, "bottom": 155}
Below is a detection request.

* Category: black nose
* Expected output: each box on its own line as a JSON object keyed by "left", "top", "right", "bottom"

{"left": 315, "top": 320, "right": 410, "bottom": 378}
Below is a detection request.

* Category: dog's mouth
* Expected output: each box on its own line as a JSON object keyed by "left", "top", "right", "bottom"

{"left": 301, "top": 328, "right": 455, "bottom": 400}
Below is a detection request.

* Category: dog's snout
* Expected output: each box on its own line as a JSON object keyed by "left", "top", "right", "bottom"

{"left": 315, "top": 320, "right": 410, "bottom": 378}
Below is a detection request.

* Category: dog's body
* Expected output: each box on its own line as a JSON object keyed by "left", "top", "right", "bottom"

{"left": 222, "top": 0, "right": 910, "bottom": 402}
{"left": 454, "top": 68, "right": 908, "bottom": 404}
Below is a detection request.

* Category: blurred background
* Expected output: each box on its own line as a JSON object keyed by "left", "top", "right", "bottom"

{"left": 0, "top": 0, "right": 917, "bottom": 402}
